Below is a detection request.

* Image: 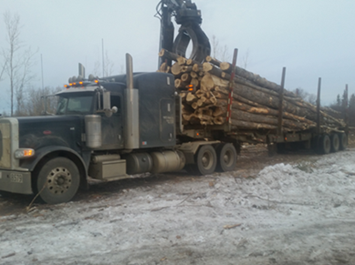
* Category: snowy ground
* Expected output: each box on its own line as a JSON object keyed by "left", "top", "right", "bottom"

{"left": 1, "top": 148, "right": 355, "bottom": 264}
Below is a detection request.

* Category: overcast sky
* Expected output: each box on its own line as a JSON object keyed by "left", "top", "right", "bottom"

{"left": 1, "top": 0, "right": 354, "bottom": 112}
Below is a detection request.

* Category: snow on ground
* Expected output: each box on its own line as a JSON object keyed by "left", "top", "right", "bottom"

{"left": 1, "top": 149, "right": 355, "bottom": 264}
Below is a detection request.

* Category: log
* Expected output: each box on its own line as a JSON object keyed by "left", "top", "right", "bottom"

{"left": 175, "top": 79, "right": 182, "bottom": 89}
{"left": 159, "top": 49, "right": 180, "bottom": 62}
{"left": 190, "top": 78, "right": 200, "bottom": 89}
{"left": 192, "top": 64, "right": 202, "bottom": 72}
{"left": 205, "top": 56, "right": 222, "bottom": 67}
{"left": 186, "top": 92, "right": 197, "bottom": 103}
{"left": 203, "top": 62, "right": 224, "bottom": 78}
{"left": 190, "top": 71, "right": 198, "bottom": 79}
{"left": 186, "top": 59, "right": 199, "bottom": 66}
{"left": 232, "top": 119, "right": 278, "bottom": 130}
{"left": 200, "top": 74, "right": 215, "bottom": 91}
{"left": 181, "top": 66, "right": 193, "bottom": 73}
{"left": 220, "top": 61, "right": 296, "bottom": 98}
{"left": 231, "top": 109, "right": 309, "bottom": 130}
{"left": 171, "top": 62, "right": 182, "bottom": 76}
{"left": 210, "top": 75, "right": 318, "bottom": 121}
{"left": 177, "top": 57, "right": 186, "bottom": 65}
{"left": 181, "top": 73, "right": 192, "bottom": 83}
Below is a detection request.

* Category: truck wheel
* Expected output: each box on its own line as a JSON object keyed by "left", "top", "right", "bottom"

{"left": 190, "top": 145, "right": 217, "bottom": 175}
{"left": 216, "top": 143, "right": 237, "bottom": 172}
{"left": 330, "top": 134, "right": 340, "bottom": 152}
{"left": 36, "top": 157, "right": 80, "bottom": 204}
{"left": 319, "top": 134, "right": 331, "bottom": 154}
{"left": 339, "top": 133, "right": 348, "bottom": 150}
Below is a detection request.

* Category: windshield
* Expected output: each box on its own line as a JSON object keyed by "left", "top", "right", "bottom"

{"left": 56, "top": 94, "right": 94, "bottom": 115}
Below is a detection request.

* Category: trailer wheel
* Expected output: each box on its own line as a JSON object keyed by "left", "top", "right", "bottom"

{"left": 330, "top": 134, "right": 340, "bottom": 152}
{"left": 216, "top": 143, "right": 237, "bottom": 172}
{"left": 339, "top": 133, "right": 348, "bottom": 150}
{"left": 188, "top": 145, "right": 217, "bottom": 175}
{"left": 319, "top": 134, "right": 331, "bottom": 154}
{"left": 36, "top": 157, "right": 80, "bottom": 204}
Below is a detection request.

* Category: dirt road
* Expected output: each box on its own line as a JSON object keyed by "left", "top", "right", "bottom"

{"left": 1, "top": 146, "right": 355, "bottom": 264}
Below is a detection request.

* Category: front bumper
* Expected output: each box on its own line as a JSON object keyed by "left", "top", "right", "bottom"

{"left": 0, "top": 170, "right": 33, "bottom": 195}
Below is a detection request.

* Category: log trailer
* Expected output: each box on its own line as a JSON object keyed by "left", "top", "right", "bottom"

{"left": 0, "top": 1, "right": 348, "bottom": 204}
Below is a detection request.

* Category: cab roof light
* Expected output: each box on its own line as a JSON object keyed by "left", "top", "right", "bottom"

{"left": 94, "top": 79, "right": 99, "bottom": 84}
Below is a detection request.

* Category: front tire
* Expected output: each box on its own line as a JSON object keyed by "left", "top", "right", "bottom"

{"left": 36, "top": 157, "right": 80, "bottom": 204}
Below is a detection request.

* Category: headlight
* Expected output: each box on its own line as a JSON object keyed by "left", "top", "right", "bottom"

{"left": 14, "top": 148, "right": 35, "bottom": 159}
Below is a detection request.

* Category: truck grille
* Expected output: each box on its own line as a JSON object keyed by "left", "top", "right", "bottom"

{"left": 0, "top": 118, "right": 19, "bottom": 169}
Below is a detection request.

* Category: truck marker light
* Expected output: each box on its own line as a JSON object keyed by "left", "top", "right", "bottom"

{"left": 43, "top": 130, "right": 52, "bottom": 135}
{"left": 94, "top": 80, "right": 99, "bottom": 84}
{"left": 187, "top": 84, "right": 194, "bottom": 92}
{"left": 64, "top": 84, "right": 69, "bottom": 88}
{"left": 79, "top": 81, "right": 84, "bottom": 85}
{"left": 14, "top": 148, "right": 35, "bottom": 159}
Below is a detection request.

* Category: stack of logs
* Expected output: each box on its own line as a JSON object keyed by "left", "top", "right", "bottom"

{"left": 158, "top": 49, "right": 345, "bottom": 132}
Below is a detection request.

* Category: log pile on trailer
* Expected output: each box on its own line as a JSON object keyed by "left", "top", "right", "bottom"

{"left": 158, "top": 49, "right": 346, "bottom": 136}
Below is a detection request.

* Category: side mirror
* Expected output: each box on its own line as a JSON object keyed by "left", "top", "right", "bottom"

{"left": 104, "top": 106, "right": 118, "bottom": 118}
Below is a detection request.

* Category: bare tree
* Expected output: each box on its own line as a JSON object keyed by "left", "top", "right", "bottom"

{"left": 91, "top": 50, "right": 115, "bottom": 77}
{"left": 211, "top": 35, "right": 230, "bottom": 62}
{"left": 104, "top": 51, "right": 114, "bottom": 77}
{"left": 0, "top": 57, "right": 6, "bottom": 82}
{"left": 294, "top": 88, "right": 316, "bottom": 105}
{"left": 240, "top": 49, "right": 250, "bottom": 70}
{"left": 2, "top": 12, "right": 37, "bottom": 116}
{"left": 92, "top": 59, "right": 101, "bottom": 77}
{"left": 18, "top": 86, "right": 61, "bottom": 116}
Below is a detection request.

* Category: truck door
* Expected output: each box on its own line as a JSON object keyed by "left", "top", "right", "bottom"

{"left": 100, "top": 94, "right": 124, "bottom": 149}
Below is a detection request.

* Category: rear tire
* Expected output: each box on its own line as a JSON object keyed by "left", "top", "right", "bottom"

{"left": 330, "top": 134, "right": 340, "bottom": 152}
{"left": 187, "top": 145, "right": 217, "bottom": 175}
{"left": 36, "top": 157, "right": 80, "bottom": 204}
{"left": 319, "top": 134, "right": 331, "bottom": 154}
{"left": 216, "top": 143, "right": 237, "bottom": 172}
{"left": 339, "top": 133, "right": 348, "bottom": 150}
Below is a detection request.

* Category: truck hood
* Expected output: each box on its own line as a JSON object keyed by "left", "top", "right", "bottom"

{"left": 17, "top": 115, "right": 84, "bottom": 151}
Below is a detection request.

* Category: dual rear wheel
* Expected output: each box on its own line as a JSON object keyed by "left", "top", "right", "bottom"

{"left": 186, "top": 143, "right": 237, "bottom": 175}
{"left": 317, "top": 133, "right": 347, "bottom": 154}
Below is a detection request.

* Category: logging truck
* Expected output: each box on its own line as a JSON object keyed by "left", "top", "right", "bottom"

{"left": 0, "top": 53, "right": 348, "bottom": 204}
{"left": 0, "top": 0, "right": 348, "bottom": 204}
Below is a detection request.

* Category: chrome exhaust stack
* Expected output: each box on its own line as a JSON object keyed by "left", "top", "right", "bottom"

{"left": 124, "top": 53, "right": 139, "bottom": 150}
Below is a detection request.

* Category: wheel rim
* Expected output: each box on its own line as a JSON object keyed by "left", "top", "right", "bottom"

{"left": 324, "top": 135, "right": 331, "bottom": 153}
{"left": 201, "top": 151, "right": 213, "bottom": 169}
{"left": 223, "top": 150, "right": 233, "bottom": 167}
{"left": 47, "top": 167, "right": 72, "bottom": 195}
{"left": 333, "top": 135, "right": 339, "bottom": 151}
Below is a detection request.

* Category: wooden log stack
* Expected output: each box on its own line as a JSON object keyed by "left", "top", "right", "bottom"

{"left": 158, "top": 49, "right": 346, "bottom": 133}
